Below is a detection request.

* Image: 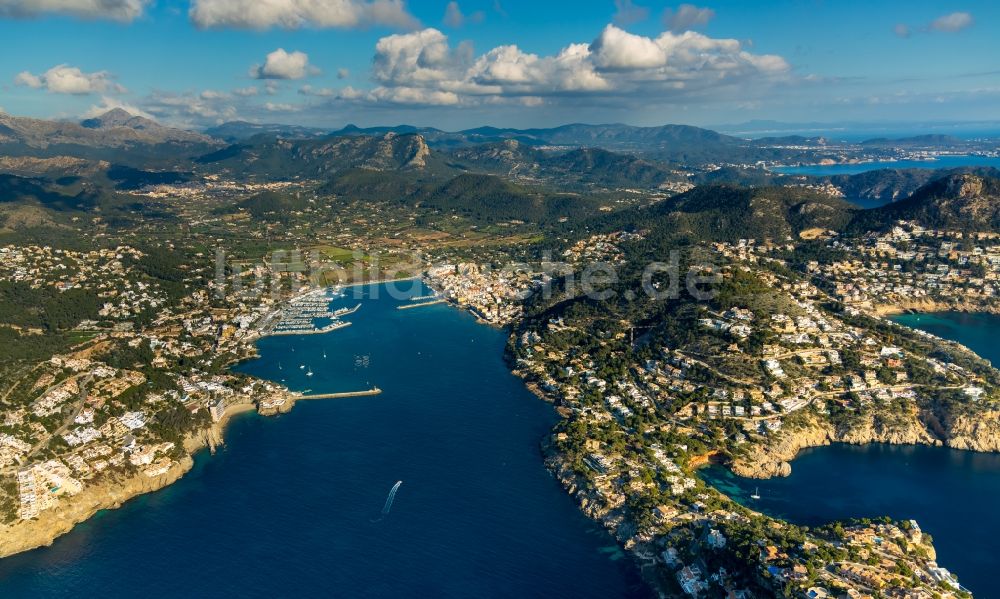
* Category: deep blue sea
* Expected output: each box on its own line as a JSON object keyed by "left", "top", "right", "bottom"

{"left": 0, "top": 281, "right": 648, "bottom": 598}
{"left": 701, "top": 312, "right": 1000, "bottom": 595}
{"left": 773, "top": 154, "right": 1000, "bottom": 176}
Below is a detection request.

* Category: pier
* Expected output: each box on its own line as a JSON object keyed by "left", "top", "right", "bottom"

{"left": 397, "top": 299, "right": 446, "bottom": 310}
{"left": 296, "top": 387, "right": 382, "bottom": 400}
{"left": 262, "top": 321, "right": 352, "bottom": 337}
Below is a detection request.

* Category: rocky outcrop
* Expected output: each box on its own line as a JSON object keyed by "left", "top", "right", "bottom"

{"left": 731, "top": 417, "right": 833, "bottom": 478}
{"left": 875, "top": 298, "right": 1000, "bottom": 317}
{"left": 256, "top": 395, "right": 296, "bottom": 416}
{"left": 731, "top": 410, "right": 943, "bottom": 479}
{"left": 945, "top": 409, "right": 1000, "bottom": 452}
{"left": 0, "top": 458, "right": 192, "bottom": 558}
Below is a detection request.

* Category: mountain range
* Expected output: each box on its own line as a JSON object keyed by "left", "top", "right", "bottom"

{"left": 0, "top": 109, "right": 220, "bottom": 165}
{"left": 1, "top": 109, "right": 999, "bottom": 208}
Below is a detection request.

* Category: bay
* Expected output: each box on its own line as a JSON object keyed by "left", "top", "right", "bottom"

{"left": 773, "top": 155, "right": 1000, "bottom": 176}
{"left": 0, "top": 281, "right": 648, "bottom": 598}
{"left": 700, "top": 311, "right": 1000, "bottom": 595}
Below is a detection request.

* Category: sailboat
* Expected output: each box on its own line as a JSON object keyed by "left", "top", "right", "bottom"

{"left": 750, "top": 487, "right": 761, "bottom": 500}
{"left": 278, "top": 363, "right": 282, "bottom": 370}
{"left": 306, "top": 366, "right": 314, "bottom": 377}
{"left": 323, "top": 349, "right": 327, "bottom": 359}
{"left": 299, "top": 365, "right": 305, "bottom": 370}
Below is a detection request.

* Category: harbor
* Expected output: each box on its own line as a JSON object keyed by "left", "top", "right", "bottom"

{"left": 260, "top": 287, "right": 362, "bottom": 337}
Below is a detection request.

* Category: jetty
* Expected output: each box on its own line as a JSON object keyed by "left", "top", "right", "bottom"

{"left": 263, "top": 321, "right": 352, "bottom": 337}
{"left": 397, "top": 299, "right": 446, "bottom": 310}
{"left": 296, "top": 387, "right": 382, "bottom": 400}
{"left": 331, "top": 303, "right": 362, "bottom": 317}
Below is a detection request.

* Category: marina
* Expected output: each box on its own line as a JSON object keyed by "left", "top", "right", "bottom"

{"left": 261, "top": 287, "right": 362, "bottom": 336}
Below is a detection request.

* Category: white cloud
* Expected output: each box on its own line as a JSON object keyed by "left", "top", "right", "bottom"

{"left": 366, "top": 25, "right": 789, "bottom": 107}
{"left": 13, "top": 71, "right": 42, "bottom": 88}
{"left": 189, "top": 0, "right": 418, "bottom": 30}
{"left": 370, "top": 86, "right": 460, "bottom": 105}
{"left": 251, "top": 48, "right": 317, "bottom": 80}
{"left": 299, "top": 84, "right": 372, "bottom": 102}
{"left": 929, "top": 11, "right": 973, "bottom": 32}
{"left": 299, "top": 85, "right": 336, "bottom": 96}
{"left": 590, "top": 24, "right": 666, "bottom": 69}
{"left": 896, "top": 11, "right": 973, "bottom": 39}
{"left": 443, "top": 1, "right": 482, "bottom": 27}
{"left": 339, "top": 86, "right": 364, "bottom": 100}
{"left": 14, "top": 64, "right": 125, "bottom": 95}
{"left": 337, "top": 67, "right": 350, "bottom": 79}
{"left": 200, "top": 89, "right": 229, "bottom": 100}
{"left": 612, "top": 0, "right": 648, "bottom": 27}
{"left": 263, "top": 102, "right": 303, "bottom": 112}
{"left": 372, "top": 28, "right": 465, "bottom": 86}
{"left": 233, "top": 86, "right": 260, "bottom": 97}
{"left": 0, "top": 0, "right": 149, "bottom": 22}
{"left": 662, "top": 3, "right": 714, "bottom": 33}
{"left": 142, "top": 90, "right": 238, "bottom": 124}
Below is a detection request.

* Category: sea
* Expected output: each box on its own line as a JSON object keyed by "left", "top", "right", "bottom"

{"left": 772, "top": 154, "right": 1000, "bottom": 177}
{"left": 701, "top": 312, "right": 1000, "bottom": 595}
{"left": 0, "top": 281, "right": 649, "bottom": 598}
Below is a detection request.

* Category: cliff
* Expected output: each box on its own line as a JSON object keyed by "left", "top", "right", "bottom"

{"left": 875, "top": 298, "right": 1000, "bottom": 317}
{"left": 0, "top": 402, "right": 256, "bottom": 559}
{"left": 945, "top": 409, "right": 1000, "bottom": 452}
{"left": 0, "top": 458, "right": 192, "bottom": 558}
{"left": 730, "top": 409, "right": 944, "bottom": 479}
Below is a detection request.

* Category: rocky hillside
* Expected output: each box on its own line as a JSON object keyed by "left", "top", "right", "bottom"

{"left": 854, "top": 174, "right": 1000, "bottom": 231}
{"left": 0, "top": 109, "right": 221, "bottom": 166}
{"left": 0, "top": 109, "right": 216, "bottom": 150}
{"left": 196, "top": 132, "right": 447, "bottom": 179}
{"left": 450, "top": 141, "right": 676, "bottom": 189}
{"left": 585, "top": 184, "right": 856, "bottom": 244}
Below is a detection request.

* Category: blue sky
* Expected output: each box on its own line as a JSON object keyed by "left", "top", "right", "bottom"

{"left": 1, "top": 0, "right": 997, "bottom": 130}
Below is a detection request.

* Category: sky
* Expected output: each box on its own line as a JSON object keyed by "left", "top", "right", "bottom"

{"left": 0, "top": 0, "right": 998, "bottom": 131}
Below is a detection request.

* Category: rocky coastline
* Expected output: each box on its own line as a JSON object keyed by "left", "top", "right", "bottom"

{"left": 729, "top": 409, "right": 1000, "bottom": 479}
{"left": 874, "top": 298, "right": 1000, "bottom": 317}
{"left": 0, "top": 401, "right": 257, "bottom": 559}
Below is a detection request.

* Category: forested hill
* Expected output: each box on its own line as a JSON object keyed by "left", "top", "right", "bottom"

{"left": 414, "top": 173, "right": 604, "bottom": 225}
{"left": 579, "top": 184, "right": 856, "bottom": 247}
{"left": 195, "top": 132, "right": 450, "bottom": 179}
{"left": 850, "top": 174, "right": 1000, "bottom": 232}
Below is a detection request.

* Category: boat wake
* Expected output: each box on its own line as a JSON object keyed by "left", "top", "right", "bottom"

{"left": 370, "top": 480, "right": 403, "bottom": 523}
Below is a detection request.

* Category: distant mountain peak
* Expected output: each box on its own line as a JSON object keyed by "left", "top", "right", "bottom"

{"left": 98, "top": 107, "right": 135, "bottom": 120}
{"left": 80, "top": 108, "right": 159, "bottom": 131}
